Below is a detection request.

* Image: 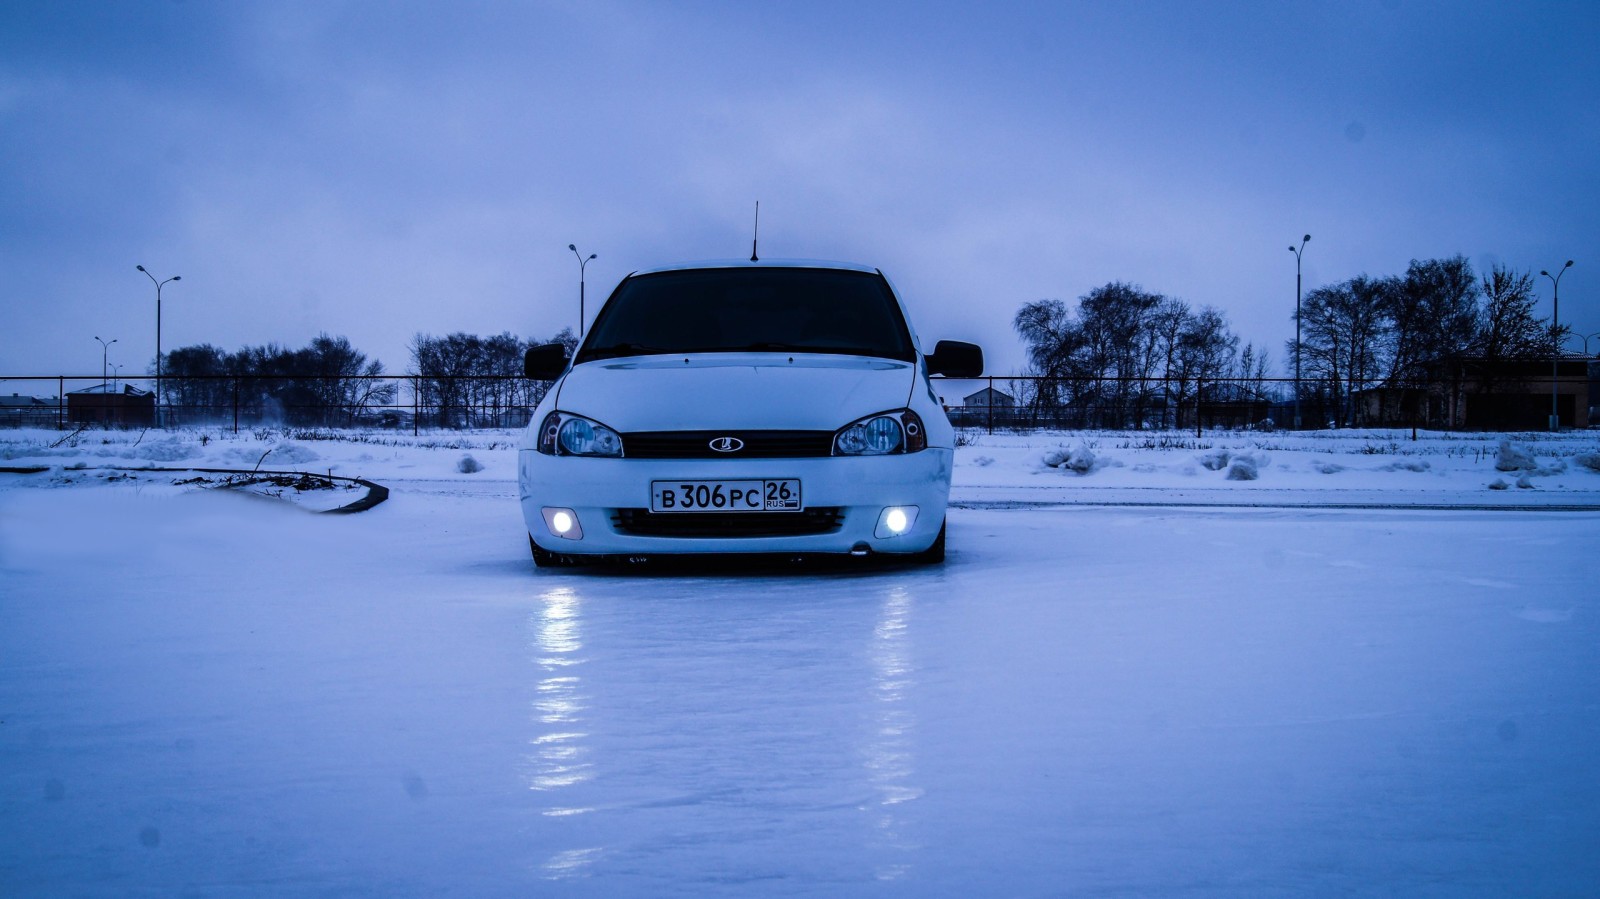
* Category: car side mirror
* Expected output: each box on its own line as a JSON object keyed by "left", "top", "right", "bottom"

{"left": 524, "top": 343, "right": 571, "bottom": 380}
{"left": 926, "top": 340, "right": 983, "bottom": 378}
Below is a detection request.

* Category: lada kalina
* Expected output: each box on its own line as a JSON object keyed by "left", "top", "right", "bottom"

{"left": 518, "top": 260, "right": 983, "bottom": 565}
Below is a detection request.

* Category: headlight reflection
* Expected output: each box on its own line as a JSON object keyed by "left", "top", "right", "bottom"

{"left": 866, "top": 585, "right": 922, "bottom": 879}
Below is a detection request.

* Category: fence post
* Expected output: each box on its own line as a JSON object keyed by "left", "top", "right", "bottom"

{"left": 233, "top": 379, "right": 239, "bottom": 435}
{"left": 987, "top": 375, "right": 994, "bottom": 435}
{"left": 1195, "top": 379, "right": 1203, "bottom": 439}
{"left": 412, "top": 377, "right": 419, "bottom": 437}
{"left": 58, "top": 376, "right": 65, "bottom": 430}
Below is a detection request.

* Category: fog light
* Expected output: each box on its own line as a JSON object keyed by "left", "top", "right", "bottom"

{"left": 874, "top": 505, "right": 919, "bottom": 539}
{"left": 541, "top": 507, "right": 583, "bottom": 540}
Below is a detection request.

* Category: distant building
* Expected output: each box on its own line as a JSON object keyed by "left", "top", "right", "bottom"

{"left": 1, "top": 393, "right": 58, "bottom": 428}
{"left": 962, "top": 387, "right": 1015, "bottom": 410}
{"left": 67, "top": 383, "right": 155, "bottom": 427}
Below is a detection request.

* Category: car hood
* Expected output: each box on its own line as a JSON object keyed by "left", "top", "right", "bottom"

{"left": 553, "top": 353, "right": 917, "bottom": 431}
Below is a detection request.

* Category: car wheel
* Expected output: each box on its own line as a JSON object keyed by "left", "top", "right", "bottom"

{"left": 912, "top": 519, "right": 946, "bottom": 564}
{"left": 530, "top": 534, "right": 572, "bottom": 568}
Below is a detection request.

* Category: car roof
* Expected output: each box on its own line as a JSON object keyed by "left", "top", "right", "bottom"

{"left": 630, "top": 258, "right": 881, "bottom": 277}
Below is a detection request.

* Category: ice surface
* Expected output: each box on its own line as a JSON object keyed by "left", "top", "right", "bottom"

{"left": 2, "top": 427, "right": 1599, "bottom": 895}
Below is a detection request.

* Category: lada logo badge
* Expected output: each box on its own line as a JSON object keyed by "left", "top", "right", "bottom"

{"left": 709, "top": 436, "right": 744, "bottom": 453}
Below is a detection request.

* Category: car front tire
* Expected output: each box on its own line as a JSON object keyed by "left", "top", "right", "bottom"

{"left": 530, "top": 534, "right": 574, "bottom": 568}
{"left": 911, "top": 519, "right": 946, "bottom": 564}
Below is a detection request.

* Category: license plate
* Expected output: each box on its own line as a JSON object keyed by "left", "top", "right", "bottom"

{"left": 651, "top": 479, "right": 802, "bottom": 513}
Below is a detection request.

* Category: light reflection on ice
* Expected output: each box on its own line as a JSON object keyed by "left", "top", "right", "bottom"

{"left": 526, "top": 587, "right": 602, "bottom": 872}
{"left": 865, "top": 585, "right": 922, "bottom": 879}
{"left": 527, "top": 588, "right": 593, "bottom": 797}
{"left": 541, "top": 846, "right": 604, "bottom": 879}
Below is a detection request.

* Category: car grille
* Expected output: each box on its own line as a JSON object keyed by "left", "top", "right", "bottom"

{"left": 611, "top": 507, "right": 845, "bottom": 538}
{"left": 622, "top": 430, "right": 834, "bottom": 459}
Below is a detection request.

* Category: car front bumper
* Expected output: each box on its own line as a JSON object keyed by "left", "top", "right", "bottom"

{"left": 518, "top": 448, "right": 952, "bottom": 556}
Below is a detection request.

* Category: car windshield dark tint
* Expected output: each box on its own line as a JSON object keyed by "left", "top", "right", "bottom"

{"left": 577, "top": 268, "right": 916, "bottom": 363}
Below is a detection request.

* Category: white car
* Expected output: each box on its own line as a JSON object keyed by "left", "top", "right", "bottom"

{"left": 517, "top": 259, "right": 982, "bottom": 566}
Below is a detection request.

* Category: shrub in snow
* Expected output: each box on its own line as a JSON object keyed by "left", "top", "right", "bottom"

{"left": 1487, "top": 478, "right": 1509, "bottom": 490}
{"left": 1313, "top": 460, "right": 1344, "bottom": 474}
{"left": 1575, "top": 453, "right": 1600, "bottom": 473}
{"left": 1495, "top": 440, "right": 1535, "bottom": 472}
{"left": 1197, "top": 448, "right": 1230, "bottom": 471}
{"left": 971, "top": 455, "right": 995, "bottom": 467}
{"left": 1516, "top": 474, "right": 1535, "bottom": 489}
{"left": 457, "top": 454, "right": 483, "bottom": 474}
{"left": 1041, "top": 447, "right": 1068, "bottom": 468}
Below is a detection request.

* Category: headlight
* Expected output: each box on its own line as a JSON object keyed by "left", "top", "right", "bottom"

{"left": 833, "top": 409, "right": 927, "bottom": 455}
{"left": 536, "top": 412, "right": 623, "bottom": 457}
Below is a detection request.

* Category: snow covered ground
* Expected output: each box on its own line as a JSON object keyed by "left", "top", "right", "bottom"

{"left": 2, "top": 426, "right": 1598, "bottom": 896}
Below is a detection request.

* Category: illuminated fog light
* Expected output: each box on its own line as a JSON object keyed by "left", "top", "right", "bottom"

{"left": 541, "top": 507, "right": 583, "bottom": 540}
{"left": 874, "top": 505, "right": 919, "bottom": 539}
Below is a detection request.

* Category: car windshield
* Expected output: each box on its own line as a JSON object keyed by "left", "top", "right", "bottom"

{"left": 576, "top": 267, "right": 916, "bottom": 364}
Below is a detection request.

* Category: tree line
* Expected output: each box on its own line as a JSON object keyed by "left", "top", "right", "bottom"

{"left": 1012, "top": 257, "right": 1564, "bottom": 429}
{"left": 1287, "top": 257, "right": 1560, "bottom": 426}
{"left": 1013, "top": 283, "right": 1272, "bottom": 428}
{"left": 159, "top": 328, "right": 575, "bottom": 426}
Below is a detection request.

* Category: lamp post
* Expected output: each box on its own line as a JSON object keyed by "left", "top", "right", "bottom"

{"left": 569, "top": 244, "right": 596, "bottom": 339}
{"left": 1581, "top": 331, "right": 1600, "bottom": 356}
{"left": 94, "top": 336, "right": 117, "bottom": 390}
{"left": 1288, "top": 235, "right": 1310, "bottom": 430}
{"left": 110, "top": 363, "right": 124, "bottom": 392}
{"left": 136, "top": 265, "right": 181, "bottom": 425}
{"left": 1539, "top": 260, "right": 1573, "bottom": 430}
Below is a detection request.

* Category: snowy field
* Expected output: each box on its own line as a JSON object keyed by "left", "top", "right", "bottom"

{"left": 3, "top": 426, "right": 1599, "bottom": 896}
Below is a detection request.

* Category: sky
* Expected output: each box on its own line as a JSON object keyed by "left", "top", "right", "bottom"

{"left": 2, "top": 0, "right": 1597, "bottom": 383}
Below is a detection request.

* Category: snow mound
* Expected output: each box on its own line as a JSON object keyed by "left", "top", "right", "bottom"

{"left": 1313, "top": 460, "right": 1345, "bottom": 474}
{"left": 128, "top": 437, "right": 200, "bottom": 463}
{"left": 971, "top": 455, "right": 995, "bottom": 467}
{"left": 1487, "top": 478, "right": 1510, "bottom": 490}
{"left": 1043, "top": 442, "right": 1098, "bottom": 474}
{"left": 224, "top": 441, "right": 321, "bottom": 468}
{"left": 1516, "top": 474, "right": 1535, "bottom": 489}
{"left": 1225, "top": 450, "right": 1268, "bottom": 481}
{"left": 1496, "top": 440, "right": 1536, "bottom": 472}
{"left": 1382, "top": 459, "right": 1431, "bottom": 473}
{"left": 457, "top": 454, "right": 483, "bottom": 473}
{"left": 1575, "top": 452, "right": 1600, "bottom": 473}
{"left": 1197, "top": 448, "right": 1229, "bottom": 471}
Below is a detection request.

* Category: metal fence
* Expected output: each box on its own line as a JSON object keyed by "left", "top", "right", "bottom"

{"left": 3, "top": 369, "right": 1594, "bottom": 433}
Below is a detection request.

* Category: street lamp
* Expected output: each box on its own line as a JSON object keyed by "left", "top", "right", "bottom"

{"left": 94, "top": 336, "right": 117, "bottom": 390}
{"left": 568, "top": 244, "right": 596, "bottom": 339}
{"left": 110, "top": 363, "right": 124, "bottom": 392}
{"left": 136, "top": 265, "right": 181, "bottom": 425}
{"left": 1288, "top": 235, "right": 1310, "bottom": 430}
{"left": 1581, "top": 331, "right": 1600, "bottom": 356}
{"left": 1539, "top": 259, "right": 1573, "bottom": 430}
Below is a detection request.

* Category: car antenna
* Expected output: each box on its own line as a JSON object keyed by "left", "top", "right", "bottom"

{"left": 750, "top": 200, "right": 760, "bottom": 262}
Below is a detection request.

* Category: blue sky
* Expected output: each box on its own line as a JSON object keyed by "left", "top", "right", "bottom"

{"left": 3, "top": 0, "right": 1597, "bottom": 380}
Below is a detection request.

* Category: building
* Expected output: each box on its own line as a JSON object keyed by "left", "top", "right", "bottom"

{"left": 66, "top": 383, "right": 155, "bottom": 427}
{"left": 1, "top": 393, "right": 58, "bottom": 428}
{"left": 962, "top": 386, "right": 1015, "bottom": 410}
{"left": 951, "top": 386, "right": 1017, "bottom": 428}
